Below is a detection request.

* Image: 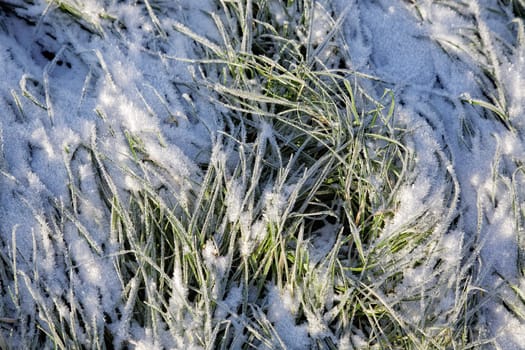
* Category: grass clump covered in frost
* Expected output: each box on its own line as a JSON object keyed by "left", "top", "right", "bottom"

{"left": 0, "top": 0, "right": 500, "bottom": 349}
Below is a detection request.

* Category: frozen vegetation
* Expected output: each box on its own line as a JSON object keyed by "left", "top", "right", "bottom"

{"left": 0, "top": 0, "right": 525, "bottom": 348}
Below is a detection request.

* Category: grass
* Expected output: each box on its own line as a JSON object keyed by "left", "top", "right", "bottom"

{"left": 1, "top": 0, "right": 523, "bottom": 349}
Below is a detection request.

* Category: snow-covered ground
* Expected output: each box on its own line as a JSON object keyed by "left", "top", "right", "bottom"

{"left": 338, "top": 1, "right": 525, "bottom": 348}
{"left": 1, "top": 0, "right": 525, "bottom": 348}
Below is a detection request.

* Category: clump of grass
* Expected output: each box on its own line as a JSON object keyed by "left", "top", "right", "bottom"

{"left": 165, "top": 0, "right": 480, "bottom": 348}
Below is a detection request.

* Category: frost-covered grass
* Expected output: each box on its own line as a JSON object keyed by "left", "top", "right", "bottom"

{"left": 1, "top": 0, "right": 525, "bottom": 349}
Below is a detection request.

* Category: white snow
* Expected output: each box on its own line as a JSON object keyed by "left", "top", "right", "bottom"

{"left": 267, "top": 285, "right": 310, "bottom": 349}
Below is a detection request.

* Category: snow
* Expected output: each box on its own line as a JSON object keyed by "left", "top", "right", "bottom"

{"left": 269, "top": 0, "right": 287, "bottom": 27}
{"left": 226, "top": 179, "right": 243, "bottom": 223}
{"left": 267, "top": 285, "right": 310, "bottom": 350}
{"left": 1, "top": 0, "right": 525, "bottom": 348}
{"left": 361, "top": 2, "right": 435, "bottom": 87}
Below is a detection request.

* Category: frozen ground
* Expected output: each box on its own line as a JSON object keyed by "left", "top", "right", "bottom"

{"left": 1, "top": 0, "right": 525, "bottom": 349}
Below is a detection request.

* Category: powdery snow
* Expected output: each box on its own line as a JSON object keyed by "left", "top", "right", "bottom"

{"left": 267, "top": 285, "right": 310, "bottom": 350}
